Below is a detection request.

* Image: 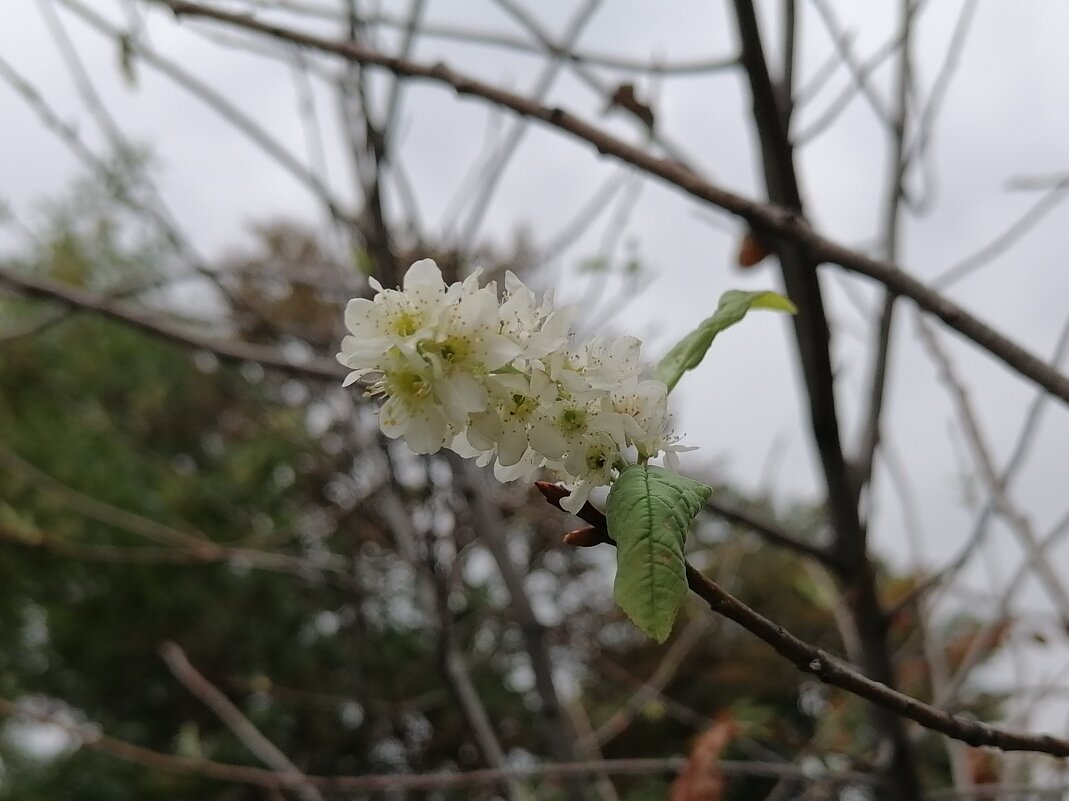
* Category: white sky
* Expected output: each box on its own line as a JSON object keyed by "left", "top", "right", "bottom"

{"left": 4, "top": 0, "right": 1069, "bottom": 733}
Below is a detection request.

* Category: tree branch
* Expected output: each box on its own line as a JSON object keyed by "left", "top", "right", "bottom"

{"left": 704, "top": 497, "right": 836, "bottom": 567}
{"left": 536, "top": 482, "right": 1069, "bottom": 758}
{"left": 455, "top": 457, "right": 598, "bottom": 801}
{"left": 160, "top": 642, "right": 324, "bottom": 801}
{"left": 152, "top": 0, "right": 1069, "bottom": 405}
{"left": 728, "top": 3, "right": 920, "bottom": 794}
{"left": 0, "top": 265, "right": 344, "bottom": 381}
{"left": 0, "top": 696, "right": 878, "bottom": 792}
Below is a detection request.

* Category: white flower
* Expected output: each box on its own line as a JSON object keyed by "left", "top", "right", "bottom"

{"left": 369, "top": 349, "right": 454, "bottom": 454}
{"left": 528, "top": 393, "right": 629, "bottom": 462}
{"left": 612, "top": 378, "right": 695, "bottom": 470}
{"left": 339, "top": 259, "right": 695, "bottom": 503}
{"left": 559, "top": 432, "right": 620, "bottom": 513}
{"left": 337, "top": 258, "right": 448, "bottom": 378}
{"left": 468, "top": 370, "right": 555, "bottom": 466}
{"left": 610, "top": 379, "right": 667, "bottom": 448}
{"left": 499, "top": 272, "right": 570, "bottom": 362}
{"left": 582, "top": 335, "right": 643, "bottom": 389}
{"left": 393, "top": 279, "right": 521, "bottom": 431}
{"left": 539, "top": 334, "right": 641, "bottom": 396}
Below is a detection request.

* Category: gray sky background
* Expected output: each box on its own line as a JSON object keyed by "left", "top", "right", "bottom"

{"left": 4, "top": 0, "right": 1069, "bottom": 730}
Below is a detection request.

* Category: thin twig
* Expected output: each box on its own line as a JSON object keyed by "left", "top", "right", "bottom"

{"left": 377, "top": 472, "right": 526, "bottom": 801}
{"left": 0, "top": 523, "right": 349, "bottom": 578}
{"left": 536, "top": 482, "right": 1069, "bottom": 758}
{"left": 457, "top": 0, "right": 602, "bottom": 245}
{"left": 0, "top": 696, "right": 878, "bottom": 791}
{"left": 933, "top": 180, "right": 1069, "bottom": 289}
{"left": 916, "top": 315, "right": 1069, "bottom": 626}
{"left": 58, "top": 0, "right": 354, "bottom": 226}
{"left": 0, "top": 444, "right": 206, "bottom": 549}
{"left": 902, "top": 0, "right": 979, "bottom": 182}
{"left": 482, "top": 0, "right": 702, "bottom": 171}
{"left": 152, "top": 0, "right": 1069, "bottom": 406}
{"left": 585, "top": 552, "right": 734, "bottom": 748}
{"left": 160, "top": 642, "right": 325, "bottom": 801}
{"left": 704, "top": 498, "right": 834, "bottom": 567}
{"left": 796, "top": 0, "right": 901, "bottom": 142}
{"left": 0, "top": 265, "right": 344, "bottom": 380}
{"left": 456, "top": 456, "right": 598, "bottom": 801}
{"left": 852, "top": 0, "right": 915, "bottom": 499}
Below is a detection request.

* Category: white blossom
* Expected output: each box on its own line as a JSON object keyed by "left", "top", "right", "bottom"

{"left": 369, "top": 349, "right": 453, "bottom": 454}
{"left": 338, "top": 259, "right": 692, "bottom": 502}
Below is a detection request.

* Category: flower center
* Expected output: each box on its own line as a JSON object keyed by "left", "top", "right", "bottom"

{"left": 560, "top": 407, "right": 588, "bottom": 434}
{"left": 585, "top": 448, "right": 608, "bottom": 472}
{"left": 386, "top": 370, "right": 431, "bottom": 400}
{"left": 420, "top": 336, "right": 472, "bottom": 365}
{"left": 506, "top": 393, "right": 537, "bottom": 421}
{"left": 392, "top": 311, "right": 421, "bottom": 338}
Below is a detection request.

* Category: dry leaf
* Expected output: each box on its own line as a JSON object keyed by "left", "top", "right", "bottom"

{"left": 736, "top": 230, "right": 772, "bottom": 268}
{"left": 669, "top": 717, "right": 741, "bottom": 801}
{"left": 967, "top": 747, "right": 1000, "bottom": 785}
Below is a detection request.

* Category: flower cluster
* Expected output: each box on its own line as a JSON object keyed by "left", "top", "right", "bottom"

{"left": 337, "top": 259, "right": 692, "bottom": 512}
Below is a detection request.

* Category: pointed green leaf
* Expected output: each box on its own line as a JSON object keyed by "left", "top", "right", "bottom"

{"left": 654, "top": 290, "right": 797, "bottom": 392}
{"left": 607, "top": 464, "right": 712, "bottom": 642}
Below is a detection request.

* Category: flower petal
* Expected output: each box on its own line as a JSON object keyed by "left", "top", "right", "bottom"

{"left": 378, "top": 395, "right": 410, "bottom": 439}
{"left": 404, "top": 407, "right": 449, "bottom": 454}
{"left": 560, "top": 482, "right": 593, "bottom": 514}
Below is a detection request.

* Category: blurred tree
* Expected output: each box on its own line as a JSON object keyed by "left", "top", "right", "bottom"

{"left": 0, "top": 179, "right": 1010, "bottom": 800}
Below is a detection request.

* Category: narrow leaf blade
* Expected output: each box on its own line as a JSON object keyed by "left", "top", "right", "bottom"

{"left": 654, "top": 290, "right": 796, "bottom": 392}
{"left": 607, "top": 465, "right": 712, "bottom": 642}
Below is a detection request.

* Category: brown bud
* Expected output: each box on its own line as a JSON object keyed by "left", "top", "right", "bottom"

{"left": 606, "top": 83, "right": 655, "bottom": 130}
{"left": 737, "top": 230, "right": 772, "bottom": 268}
{"left": 563, "top": 526, "right": 611, "bottom": 548}
{"left": 535, "top": 480, "right": 569, "bottom": 509}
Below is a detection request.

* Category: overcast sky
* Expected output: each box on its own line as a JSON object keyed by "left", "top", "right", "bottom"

{"left": 4, "top": 0, "right": 1069, "bottom": 729}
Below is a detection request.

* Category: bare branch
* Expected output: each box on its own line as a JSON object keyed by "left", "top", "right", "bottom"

{"left": 704, "top": 498, "right": 835, "bottom": 567}
{"left": 57, "top": 0, "right": 355, "bottom": 227}
{"left": 730, "top": 3, "right": 920, "bottom": 793}
{"left": 537, "top": 483, "right": 1069, "bottom": 758}
{"left": 239, "top": 1, "right": 738, "bottom": 75}
{"left": 934, "top": 179, "right": 1069, "bottom": 289}
{"left": 0, "top": 265, "right": 345, "bottom": 380}
{"left": 853, "top": 0, "right": 915, "bottom": 498}
{"left": 159, "top": 642, "right": 325, "bottom": 801}
{"left": 0, "top": 696, "right": 878, "bottom": 792}
{"left": 916, "top": 315, "right": 1069, "bottom": 625}
{"left": 456, "top": 457, "right": 602, "bottom": 801}
{"left": 152, "top": 0, "right": 1069, "bottom": 405}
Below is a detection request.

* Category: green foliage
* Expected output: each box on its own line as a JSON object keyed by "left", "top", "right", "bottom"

{"left": 0, "top": 206, "right": 538, "bottom": 800}
{"left": 0, "top": 180, "right": 1011, "bottom": 801}
{"left": 607, "top": 465, "right": 711, "bottom": 642}
{"left": 655, "top": 290, "right": 796, "bottom": 392}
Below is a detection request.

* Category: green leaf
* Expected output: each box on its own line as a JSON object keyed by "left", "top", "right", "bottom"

{"left": 353, "top": 248, "right": 376, "bottom": 277}
{"left": 654, "top": 290, "right": 797, "bottom": 392}
{"left": 607, "top": 465, "right": 712, "bottom": 642}
{"left": 579, "top": 256, "right": 608, "bottom": 273}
